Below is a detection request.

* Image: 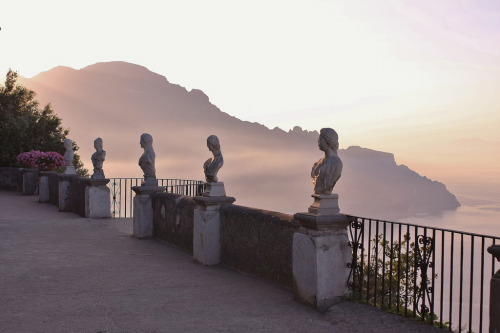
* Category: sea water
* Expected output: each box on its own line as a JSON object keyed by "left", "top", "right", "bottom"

{"left": 397, "top": 196, "right": 499, "bottom": 331}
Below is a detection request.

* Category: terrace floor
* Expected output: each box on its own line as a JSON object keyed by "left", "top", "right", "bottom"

{"left": 0, "top": 190, "right": 442, "bottom": 332}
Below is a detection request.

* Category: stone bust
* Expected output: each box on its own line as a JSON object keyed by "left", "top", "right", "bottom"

{"left": 63, "top": 138, "right": 74, "bottom": 167}
{"left": 203, "top": 135, "right": 223, "bottom": 183}
{"left": 311, "top": 128, "right": 343, "bottom": 195}
{"left": 138, "top": 133, "right": 156, "bottom": 186}
{"left": 91, "top": 137, "right": 106, "bottom": 179}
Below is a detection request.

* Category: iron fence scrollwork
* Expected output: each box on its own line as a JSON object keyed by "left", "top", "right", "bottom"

{"left": 347, "top": 217, "right": 364, "bottom": 290}
{"left": 109, "top": 179, "right": 121, "bottom": 218}
{"left": 414, "top": 234, "right": 434, "bottom": 318}
{"left": 347, "top": 215, "right": 499, "bottom": 333}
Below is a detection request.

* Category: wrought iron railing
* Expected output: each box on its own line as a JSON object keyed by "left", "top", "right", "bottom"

{"left": 347, "top": 216, "right": 499, "bottom": 333}
{"left": 108, "top": 178, "right": 205, "bottom": 218}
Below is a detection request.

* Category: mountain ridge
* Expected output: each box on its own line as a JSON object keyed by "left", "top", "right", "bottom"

{"left": 17, "top": 61, "right": 460, "bottom": 219}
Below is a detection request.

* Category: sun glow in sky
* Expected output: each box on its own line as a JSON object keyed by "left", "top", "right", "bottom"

{"left": 1, "top": 0, "right": 500, "bottom": 196}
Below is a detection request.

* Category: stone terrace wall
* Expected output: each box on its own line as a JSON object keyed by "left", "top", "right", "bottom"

{"left": 70, "top": 176, "right": 88, "bottom": 217}
{"left": 220, "top": 205, "right": 300, "bottom": 289}
{"left": 151, "top": 195, "right": 301, "bottom": 290}
{"left": 152, "top": 193, "right": 196, "bottom": 254}
{"left": 46, "top": 173, "right": 88, "bottom": 217}
{"left": 47, "top": 172, "right": 60, "bottom": 206}
{"left": 0, "top": 167, "right": 23, "bottom": 192}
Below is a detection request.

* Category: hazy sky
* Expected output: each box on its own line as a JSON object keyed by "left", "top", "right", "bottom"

{"left": 1, "top": 0, "right": 499, "bottom": 193}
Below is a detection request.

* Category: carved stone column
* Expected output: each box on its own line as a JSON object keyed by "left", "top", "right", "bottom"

{"left": 84, "top": 178, "right": 111, "bottom": 218}
{"left": 293, "top": 211, "right": 352, "bottom": 312}
{"left": 132, "top": 186, "right": 165, "bottom": 238}
{"left": 193, "top": 195, "right": 235, "bottom": 265}
{"left": 488, "top": 245, "right": 500, "bottom": 333}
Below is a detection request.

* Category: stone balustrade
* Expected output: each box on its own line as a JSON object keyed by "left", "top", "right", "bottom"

{"left": 0, "top": 168, "right": 110, "bottom": 218}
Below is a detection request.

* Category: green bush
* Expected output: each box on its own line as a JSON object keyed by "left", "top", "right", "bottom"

{"left": 0, "top": 70, "right": 88, "bottom": 176}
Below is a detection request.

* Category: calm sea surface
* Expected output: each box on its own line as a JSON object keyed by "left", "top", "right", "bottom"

{"left": 401, "top": 198, "right": 500, "bottom": 238}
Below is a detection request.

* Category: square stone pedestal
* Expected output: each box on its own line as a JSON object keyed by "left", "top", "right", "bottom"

{"left": 293, "top": 212, "right": 352, "bottom": 312}
{"left": 22, "top": 168, "right": 38, "bottom": 196}
{"left": 84, "top": 179, "right": 111, "bottom": 218}
{"left": 132, "top": 186, "right": 165, "bottom": 238}
{"left": 193, "top": 195, "right": 235, "bottom": 265}
{"left": 308, "top": 193, "right": 339, "bottom": 215}
{"left": 202, "top": 182, "right": 226, "bottom": 197}
{"left": 39, "top": 171, "right": 52, "bottom": 203}
{"left": 64, "top": 166, "right": 76, "bottom": 175}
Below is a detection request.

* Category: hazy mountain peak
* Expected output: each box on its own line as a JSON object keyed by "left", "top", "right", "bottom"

{"left": 343, "top": 145, "right": 395, "bottom": 162}
{"left": 81, "top": 61, "right": 170, "bottom": 83}
{"left": 189, "top": 89, "right": 210, "bottom": 103}
{"left": 286, "top": 126, "right": 319, "bottom": 140}
{"left": 31, "top": 66, "right": 77, "bottom": 81}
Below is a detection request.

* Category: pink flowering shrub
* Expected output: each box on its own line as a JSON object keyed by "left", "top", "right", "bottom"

{"left": 16, "top": 150, "right": 65, "bottom": 170}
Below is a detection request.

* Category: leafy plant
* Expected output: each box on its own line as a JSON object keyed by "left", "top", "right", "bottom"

{"left": 349, "top": 232, "right": 454, "bottom": 329}
{"left": 0, "top": 69, "right": 88, "bottom": 176}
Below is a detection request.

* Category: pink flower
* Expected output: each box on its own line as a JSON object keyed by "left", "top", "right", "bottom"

{"left": 16, "top": 150, "right": 65, "bottom": 170}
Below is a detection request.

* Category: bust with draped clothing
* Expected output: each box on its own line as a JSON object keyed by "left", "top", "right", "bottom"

{"left": 138, "top": 133, "right": 157, "bottom": 186}
{"left": 311, "top": 128, "right": 342, "bottom": 195}
{"left": 203, "top": 135, "right": 223, "bottom": 183}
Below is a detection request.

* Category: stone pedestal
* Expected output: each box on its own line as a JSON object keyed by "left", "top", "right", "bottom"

{"left": 488, "top": 245, "right": 500, "bottom": 333}
{"left": 64, "top": 166, "right": 76, "bottom": 175}
{"left": 39, "top": 172, "right": 50, "bottom": 203}
{"left": 84, "top": 179, "right": 111, "bottom": 218}
{"left": 58, "top": 174, "right": 77, "bottom": 212}
{"left": 22, "top": 168, "right": 38, "bottom": 196}
{"left": 293, "top": 212, "right": 352, "bottom": 312}
{"left": 142, "top": 176, "right": 158, "bottom": 187}
{"left": 308, "top": 193, "right": 339, "bottom": 215}
{"left": 91, "top": 170, "right": 105, "bottom": 180}
{"left": 132, "top": 186, "right": 165, "bottom": 238}
{"left": 202, "top": 182, "right": 226, "bottom": 197}
{"left": 193, "top": 195, "right": 235, "bottom": 265}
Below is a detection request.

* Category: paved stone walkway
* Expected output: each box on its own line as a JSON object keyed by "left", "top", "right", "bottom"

{"left": 0, "top": 190, "right": 443, "bottom": 332}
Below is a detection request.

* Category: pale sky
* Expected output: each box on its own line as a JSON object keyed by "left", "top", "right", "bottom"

{"left": 1, "top": 0, "right": 500, "bottom": 192}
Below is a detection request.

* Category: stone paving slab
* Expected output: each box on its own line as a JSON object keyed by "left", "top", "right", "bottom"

{"left": 0, "top": 191, "right": 443, "bottom": 332}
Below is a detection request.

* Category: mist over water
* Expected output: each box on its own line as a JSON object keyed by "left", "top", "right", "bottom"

{"left": 409, "top": 177, "right": 500, "bottom": 237}
{"left": 403, "top": 204, "right": 500, "bottom": 237}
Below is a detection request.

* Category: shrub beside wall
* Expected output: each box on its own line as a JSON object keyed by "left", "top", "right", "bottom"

{"left": 152, "top": 193, "right": 196, "bottom": 254}
{"left": 220, "top": 205, "right": 300, "bottom": 289}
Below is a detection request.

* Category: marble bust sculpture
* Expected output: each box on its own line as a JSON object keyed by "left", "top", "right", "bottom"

{"left": 311, "top": 128, "right": 343, "bottom": 195}
{"left": 62, "top": 138, "right": 76, "bottom": 175}
{"left": 91, "top": 137, "right": 106, "bottom": 179}
{"left": 203, "top": 135, "right": 223, "bottom": 182}
{"left": 64, "top": 138, "right": 74, "bottom": 167}
{"left": 138, "top": 133, "right": 156, "bottom": 186}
